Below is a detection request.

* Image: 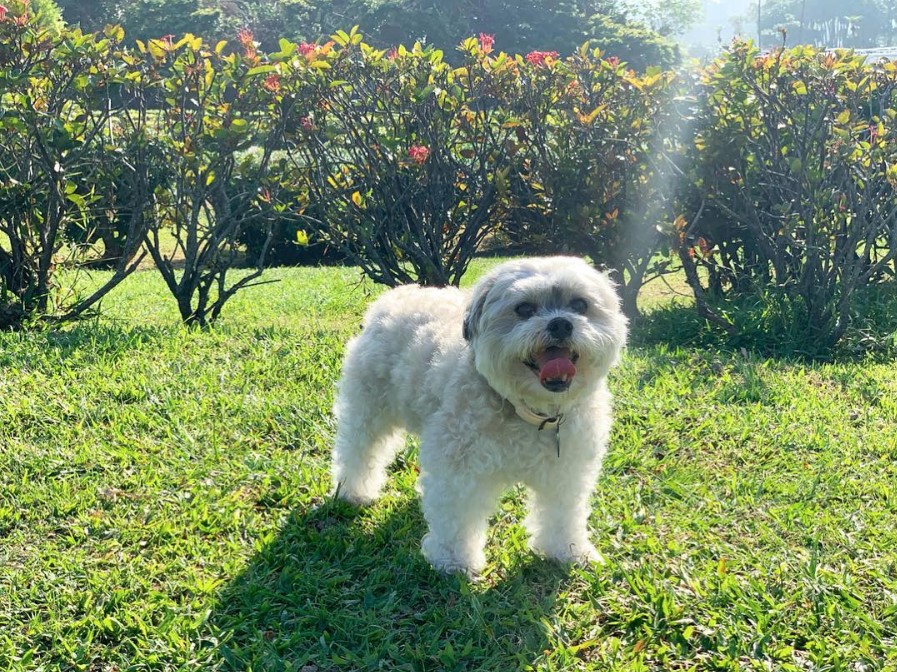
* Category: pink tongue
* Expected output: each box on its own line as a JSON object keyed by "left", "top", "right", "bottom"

{"left": 537, "top": 348, "right": 576, "bottom": 384}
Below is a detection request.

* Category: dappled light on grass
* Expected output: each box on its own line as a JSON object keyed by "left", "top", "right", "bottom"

{"left": 1, "top": 265, "right": 897, "bottom": 669}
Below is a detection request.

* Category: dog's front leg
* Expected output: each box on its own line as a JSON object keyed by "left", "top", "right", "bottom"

{"left": 524, "top": 459, "right": 604, "bottom": 566}
{"left": 418, "top": 467, "right": 503, "bottom": 577}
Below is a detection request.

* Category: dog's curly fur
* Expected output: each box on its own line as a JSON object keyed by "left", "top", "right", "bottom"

{"left": 331, "top": 257, "right": 628, "bottom": 575}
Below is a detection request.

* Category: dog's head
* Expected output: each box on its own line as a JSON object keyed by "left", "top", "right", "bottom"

{"left": 463, "top": 257, "right": 627, "bottom": 411}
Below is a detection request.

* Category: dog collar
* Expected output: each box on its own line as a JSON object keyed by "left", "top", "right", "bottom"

{"left": 513, "top": 403, "right": 563, "bottom": 430}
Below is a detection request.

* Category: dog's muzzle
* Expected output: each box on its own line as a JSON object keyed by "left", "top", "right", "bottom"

{"left": 525, "top": 345, "right": 579, "bottom": 393}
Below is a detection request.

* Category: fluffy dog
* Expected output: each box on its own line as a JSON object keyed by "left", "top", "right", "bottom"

{"left": 331, "top": 256, "right": 628, "bottom": 575}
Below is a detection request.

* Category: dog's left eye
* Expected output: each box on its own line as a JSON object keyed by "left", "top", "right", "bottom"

{"left": 515, "top": 302, "right": 537, "bottom": 319}
{"left": 570, "top": 298, "right": 588, "bottom": 314}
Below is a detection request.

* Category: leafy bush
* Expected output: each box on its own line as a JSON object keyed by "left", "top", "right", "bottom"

{"left": 504, "top": 44, "right": 677, "bottom": 316}
{"left": 239, "top": 217, "right": 344, "bottom": 267}
{"left": 233, "top": 149, "right": 343, "bottom": 267}
{"left": 0, "top": 10, "right": 682, "bottom": 327}
{"left": 0, "top": 14, "right": 148, "bottom": 329}
{"left": 263, "top": 31, "right": 678, "bottom": 296}
{"left": 678, "top": 42, "right": 897, "bottom": 355}
{"left": 135, "top": 31, "right": 299, "bottom": 327}
{"left": 276, "top": 31, "right": 526, "bottom": 287}
{"left": 64, "top": 137, "right": 170, "bottom": 269}
{"left": 26, "top": 13, "right": 897, "bottom": 356}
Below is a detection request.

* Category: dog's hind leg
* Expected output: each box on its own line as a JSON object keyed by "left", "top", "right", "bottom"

{"left": 331, "top": 387, "right": 406, "bottom": 506}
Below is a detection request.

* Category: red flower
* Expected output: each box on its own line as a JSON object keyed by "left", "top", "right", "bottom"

{"left": 478, "top": 33, "right": 494, "bottom": 54}
{"left": 565, "top": 80, "right": 582, "bottom": 98}
{"left": 263, "top": 73, "right": 281, "bottom": 93}
{"left": 408, "top": 144, "right": 430, "bottom": 164}
{"left": 606, "top": 56, "right": 620, "bottom": 67}
{"left": 387, "top": 46, "right": 399, "bottom": 60}
{"left": 237, "top": 28, "right": 256, "bottom": 57}
{"left": 525, "top": 50, "right": 558, "bottom": 67}
{"left": 160, "top": 34, "right": 175, "bottom": 46}
{"left": 237, "top": 28, "right": 253, "bottom": 47}
{"left": 0, "top": 6, "right": 8, "bottom": 21}
{"left": 13, "top": 12, "right": 27, "bottom": 26}
{"left": 298, "top": 42, "right": 317, "bottom": 56}
{"left": 299, "top": 116, "right": 315, "bottom": 132}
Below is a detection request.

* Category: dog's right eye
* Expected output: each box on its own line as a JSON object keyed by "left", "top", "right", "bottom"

{"left": 515, "top": 302, "right": 536, "bottom": 319}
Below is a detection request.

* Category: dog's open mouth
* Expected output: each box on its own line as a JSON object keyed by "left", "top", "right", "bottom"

{"left": 525, "top": 347, "right": 578, "bottom": 392}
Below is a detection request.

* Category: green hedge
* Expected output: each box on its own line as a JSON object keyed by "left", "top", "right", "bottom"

{"left": 677, "top": 42, "right": 897, "bottom": 355}
{"left": 2, "top": 2, "right": 897, "bottom": 352}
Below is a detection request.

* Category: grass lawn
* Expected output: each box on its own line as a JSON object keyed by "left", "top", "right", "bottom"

{"left": 1, "top": 261, "right": 897, "bottom": 671}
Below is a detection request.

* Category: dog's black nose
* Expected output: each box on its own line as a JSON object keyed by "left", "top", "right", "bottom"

{"left": 546, "top": 317, "right": 573, "bottom": 340}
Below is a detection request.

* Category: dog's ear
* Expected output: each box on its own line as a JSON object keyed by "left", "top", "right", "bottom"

{"left": 462, "top": 302, "right": 479, "bottom": 341}
{"left": 463, "top": 274, "right": 497, "bottom": 341}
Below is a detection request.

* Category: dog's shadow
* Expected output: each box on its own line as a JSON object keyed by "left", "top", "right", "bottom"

{"left": 207, "top": 494, "right": 571, "bottom": 670}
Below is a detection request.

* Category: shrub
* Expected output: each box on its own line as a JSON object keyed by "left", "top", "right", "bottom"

{"left": 64, "top": 137, "right": 170, "bottom": 269}
{"left": 278, "top": 30, "right": 524, "bottom": 287}
{"left": 137, "top": 31, "right": 298, "bottom": 327}
{"left": 234, "top": 149, "right": 342, "bottom": 267}
{"left": 678, "top": 42, "right": 897, "bottom": 356}
{"left": 239, "top": 201, "right": 345, "bottom": 268}
{"left": 267, "top": 31, "right": 679, "bottom": 296}
{"left": 504, "top": 44, "right": 678, "bottom": 317}
{"left": 0, "top": 15, "right": 149, "bottom": 329}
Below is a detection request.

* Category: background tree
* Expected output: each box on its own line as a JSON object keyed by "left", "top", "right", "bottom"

{"left": 347, "top": 0, "right": 586, "bottom": 55}
{"left": 585, "top": 14, "right": 679, "bottom": 70}
{"left": 203, "top": 0, "right": 313, "bottom": 51}
{"left": 323, "top": 0, "right": 681, "bottom": 67}
{"left": 57, "top": 0, "right": 215, "bottom": 44}
{"left": 56, "top": 0, "right": 681, "bottom": 69}
{"left": 750, "top": 0, "right": 895, "bottom": 48}
{"left": 602, "top": 0, "right": 704, "bottom": 36}
{"left": 54, "top": 0, "right": 115, "bottom": 31}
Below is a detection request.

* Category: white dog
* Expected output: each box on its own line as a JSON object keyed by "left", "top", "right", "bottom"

{"left": 331, "top": 256, "right": 628, "bottom": 575}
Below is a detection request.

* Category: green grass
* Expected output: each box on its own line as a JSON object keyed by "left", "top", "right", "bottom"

{"left": 2, "top": 262, "right": 897, "bottom": 670}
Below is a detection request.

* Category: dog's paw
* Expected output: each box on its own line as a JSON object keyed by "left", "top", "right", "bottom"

{"left": 570, "top": 543, "right": 605, "bottom": 567}
{"left": 532, "top": 539, "right": 604, "bottom": 567}
{"left": 427, "top": 557, "right": 484, "bottom": 580}
{"left": 422, "top": 534, "right": 486, "bottom": 578}
{"left": 333, "top": 482, "right": 378, "bottom": 507}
